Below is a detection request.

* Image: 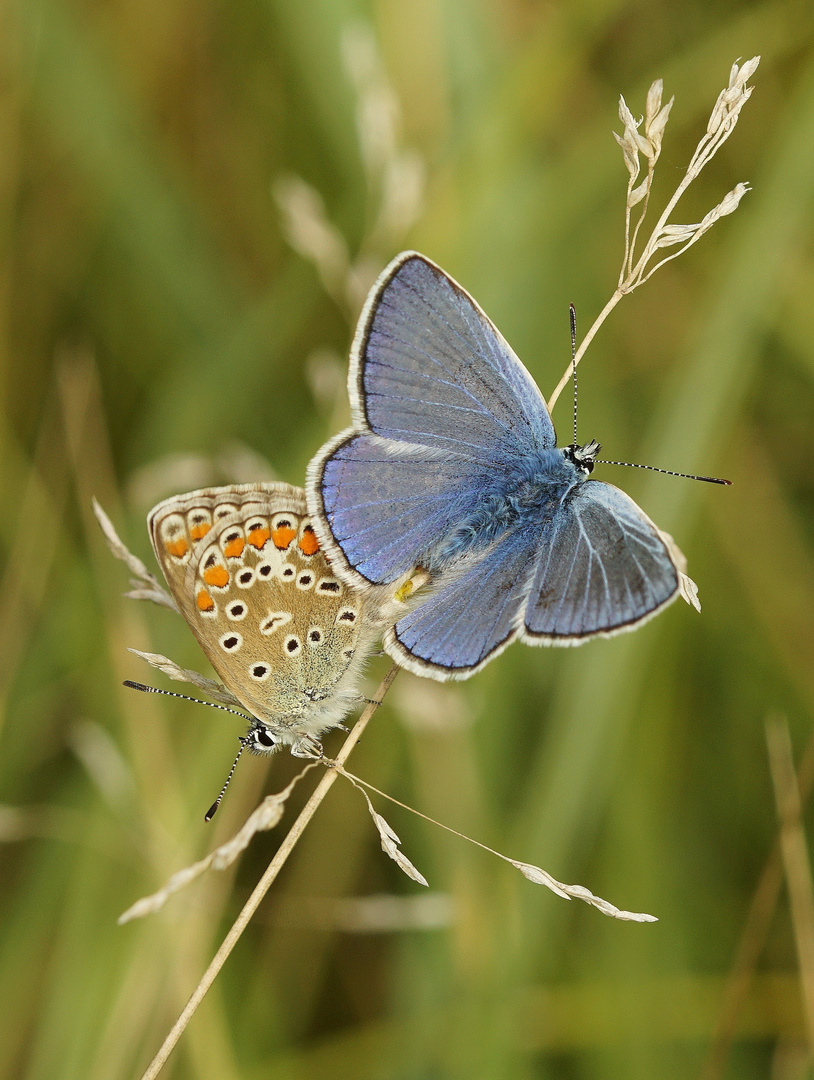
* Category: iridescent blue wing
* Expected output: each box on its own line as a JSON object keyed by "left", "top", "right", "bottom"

{"left": 313, "top": 433, "right": 492, "bottom": 585}
{"left": 349, "top": 252, "right": 555, "bottom": 457}
{"left": 307, "top": 252, "right": 555, "bottom": 588}
{"left": 521, "top": 481, "right": 682, "bottom": 642}
{"left": 383, "top": 527, "right": 542, "bottom": 679}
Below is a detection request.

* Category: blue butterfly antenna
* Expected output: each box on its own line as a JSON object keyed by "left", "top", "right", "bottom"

{"left": 594, "top": 459, "right": 731, "bottom": 485}
{"left": 566, "top": 305, "right": 731, "bottom": 485}
{"left": 569, "top": 303, "right": 578, "bottom": 449}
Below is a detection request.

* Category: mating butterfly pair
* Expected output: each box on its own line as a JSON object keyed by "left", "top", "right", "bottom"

{"left": 143, "top": 251, "right": 705, "bottom": 763}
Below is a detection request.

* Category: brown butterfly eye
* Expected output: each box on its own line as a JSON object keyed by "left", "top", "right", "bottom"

{"left": 253, "top": 726, "right": 276, "bottom": 747}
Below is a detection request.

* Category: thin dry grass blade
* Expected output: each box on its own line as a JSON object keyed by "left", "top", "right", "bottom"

{"left": 766, "top": 715, "right": 814, "bottom": 1056}
{"left": 138, "top": 663, "right": 400, "bottom": 1080}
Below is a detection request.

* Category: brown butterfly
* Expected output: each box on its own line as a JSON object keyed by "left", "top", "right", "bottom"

{"left": 148, "top": 482, "right": 394, "bottom": 765}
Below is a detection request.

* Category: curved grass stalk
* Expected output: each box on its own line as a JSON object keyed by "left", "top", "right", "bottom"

{"left": 138, "top": 663, "right": 400, "bottom": 1080}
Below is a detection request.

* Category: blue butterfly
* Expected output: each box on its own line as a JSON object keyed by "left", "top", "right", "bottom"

{"left": 306, "top": 252, "right": 702, "bottom": 680}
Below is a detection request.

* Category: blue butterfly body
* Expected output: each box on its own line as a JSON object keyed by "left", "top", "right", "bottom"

{"left": 307, "top": 252, "right": 695, "bottom": 680}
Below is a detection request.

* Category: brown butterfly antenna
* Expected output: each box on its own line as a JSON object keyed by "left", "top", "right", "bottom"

{"left": 123, "top": 680, "right": 254, "bottom": 720}
{"left": 204, "top": 738, "right": 250, "bottom": 822}
{"left": 123, "top": 680, "right": 255, "bottom": 821}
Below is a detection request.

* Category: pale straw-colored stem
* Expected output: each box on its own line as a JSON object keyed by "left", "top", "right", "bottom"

{"left": 625, "top": 167, "right": 696, "bottom": 284}
{"left": 699, "top": 724, "right": 814, "bottom": 1080}
{"left": 619, "top": 182, "right": 634, "bottom": 285}
{"left": 547, "top": 289, "right": 624, "bottom": 412}
{"left": 637, "top": 229, "right": 708, "bottom": 286}
{"left": 765, "top": 714, "right": 814, "bottom": 1057}
{"left": 336, "top": 767, "right": 655, "bottom": 922}
{"left": 336, "top": 766, "right": 508, "bottom": 858}
{"left": 138, "top": 662, "right": 400, "bottom": 1080}
{"left": 624, "top": 160, "right": 656, "bottom": 283}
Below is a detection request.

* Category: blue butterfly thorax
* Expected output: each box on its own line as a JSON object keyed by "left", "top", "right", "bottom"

{"left": 426, "top": 446, "right": 594, "bottom": 572}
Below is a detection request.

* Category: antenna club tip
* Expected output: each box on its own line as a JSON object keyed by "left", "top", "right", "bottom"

{"left": 204, "top": 804, "right": 219, "bottom": 822}
{"left": 123, "top": 680, "right": 149, "bottom": 692}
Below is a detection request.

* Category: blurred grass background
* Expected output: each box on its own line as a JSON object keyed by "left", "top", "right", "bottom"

{"left": 1, "top": 0, "right": 814, "bottom": 1078}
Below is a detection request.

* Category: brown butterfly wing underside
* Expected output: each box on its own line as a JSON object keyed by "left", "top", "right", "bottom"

{"left": 148, "top": 482, "right": 382, "bottom": 748}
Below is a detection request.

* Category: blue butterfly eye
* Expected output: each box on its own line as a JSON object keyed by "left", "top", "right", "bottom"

{"left": 306, "top": 251, "right": 693, "bottom": 681}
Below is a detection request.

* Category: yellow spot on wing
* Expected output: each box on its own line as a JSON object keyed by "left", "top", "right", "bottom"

{"left": 272, "top": 526, "right": 296, "bottom": 549}
{"left": 299, "top": 529, "right": 319, "bottom": 556}
{"left": 203, "top": 565, "right": 229, "bottom": 588}
{"left": 197, "top": 589, "right": 215, "bottom": 612}
{"left": 165, "top": 537, "right": 189, "bottom": 559}
{"left": 248, "top": 526, "right": 271, "bottom": 549}
{"left": 223, "top": 536, "right": 245, "bottom": 558}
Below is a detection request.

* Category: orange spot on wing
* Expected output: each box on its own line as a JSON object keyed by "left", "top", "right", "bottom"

{"left": 272, "top": 526, "right": 296, "bottom": 549}
{"left": 189, "top": 522, "right": 211, "bottom": 541}
{"left": 223, "top": 537, "right": 245, "bottom": 559}
{"left": 165, "top": 537, "right": 189, "bottom": 559}
{"left": 248, "top": 526, "right": 271, "bottom": 549}
{"left": 196, "top": 589, "right": 215, "bottom": 612}
{"left": 203, "top": 565, "right": 229, "bottom": 588}
{"left": 299, "top": 529, "right": 319, "bottom": 556}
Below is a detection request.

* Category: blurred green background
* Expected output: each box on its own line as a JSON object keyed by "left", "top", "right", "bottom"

{"left": 2, "top": 1, "right": 814, "bottom": 1078}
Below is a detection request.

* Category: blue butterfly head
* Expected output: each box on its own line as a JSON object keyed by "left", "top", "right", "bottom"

{"left": 562, "top": 439, "right": 601, "bottom": 476}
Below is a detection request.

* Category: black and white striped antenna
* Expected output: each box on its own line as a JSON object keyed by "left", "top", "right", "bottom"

{"left": 123, "top": 680, "right": 254, "bottom": 820}
{"left": 566, "top": 306, "right": 730, "bottom": 486}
